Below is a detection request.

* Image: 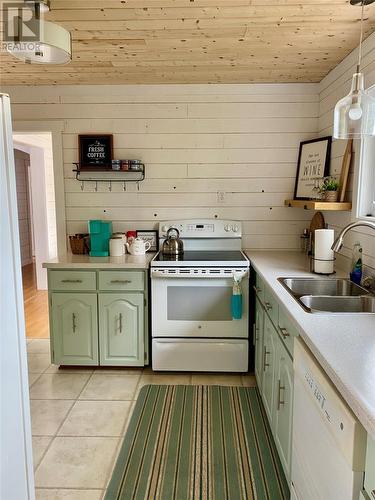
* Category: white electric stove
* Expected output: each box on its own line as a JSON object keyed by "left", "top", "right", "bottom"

{"left": 150, "top": 220, "right": 250, "bottom": 372}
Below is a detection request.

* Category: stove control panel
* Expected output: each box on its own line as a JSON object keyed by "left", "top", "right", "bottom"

{"left": 159, "top": 220, "right": 242, "bottom": 238}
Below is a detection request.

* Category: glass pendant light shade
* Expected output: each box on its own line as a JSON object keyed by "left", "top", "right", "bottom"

{"left": 334, "top": 72, "right": 375, "bottom": 139}
{"left": 7, "top": 20, "right": 71, "bottom": 64}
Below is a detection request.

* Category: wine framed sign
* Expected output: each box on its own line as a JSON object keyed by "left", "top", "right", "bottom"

{"left": 78, "top": 134, "right": 113, "bottom": 169}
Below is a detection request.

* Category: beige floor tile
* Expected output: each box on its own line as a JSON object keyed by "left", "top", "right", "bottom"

{"left": 35, "top": 436, "right": 119, "bottom": 489}
{"left": 29, "top": 373, "right": 42, "bottom": 387}
{"left": 35, "top": 489, "right": 103, "bottom": 500}
{"left": 122, "top": 401, "right": 136, "bottom": 435}
{"left": 93, "top": 367, "right": 143, "bottom": 375}
{"left": 242, "top": 374, "right": 257, "bottom": 387}
{"left": 58, "top": 400, "right": 132, "bottom": 437}
{"left": 191, "top": 374, "right": 243, "bottom": 386}
{"left": 30, "top": 400, "right": 74, "bottom": 436}
{"left": 79, "top": 374, "right": 139, "bottom": 401}
{"left": 27, "top": 339, "right": 51, "bottom": 354}
{"left": 32, "top": 436, "right": 52, "bottom": 470}
{"left": 45, "top": 365, "right": 94, "bottom": 375}
{"left": 30, "top": 373, "right": 91, "bottom": 400}
{"left": 28, "top": 353, "right": 52, "bottom": 374}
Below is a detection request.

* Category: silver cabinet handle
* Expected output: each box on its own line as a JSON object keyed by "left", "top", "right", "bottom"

{"left": 61, "top": 279, "right": 82, "bottom": 283}
{"left": 277, "top": 380, "right": 285, "bottom": 410}
{"left": 119, "top": 313, "right": 123, "bottom": 334}
{"left": 253, "top": 285, "right": 262, "bottom": 294}
{"left": 264, "top": 302, "right": 272, "bottom": 311}
{"left": 110, "top": 280, "right": 132, "bottom": 284}
{"left": 72, "top": 313, "right": 77, "bottom": 333}
{"left": 279, "top": 327, "right": 290, "bottom": 339}
{"left": 263, "top": 346, "right": 270, "bottom": 371}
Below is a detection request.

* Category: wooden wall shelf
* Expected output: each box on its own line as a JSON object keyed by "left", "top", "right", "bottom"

{"left": 285, "top": 199, "right": 352, "bottom": 211}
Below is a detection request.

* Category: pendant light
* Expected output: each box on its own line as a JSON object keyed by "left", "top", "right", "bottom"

{"left": 7, "top": 1, "right": 71, "bottom": 65}
{"left": 333, "top": 0, "right": 375, "bottom": 139}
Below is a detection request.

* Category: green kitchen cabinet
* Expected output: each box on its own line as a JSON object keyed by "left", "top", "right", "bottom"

{"left": 48, "top": 268, "right": 149, "bottom": 367}
{"left": 261, "top": 314, "right": 278, "bottom": 424}
{"left": 364, "top": 434, "right": 375, "bottom": 499}
{"left": 99, "top": 293, "right": 144, "bottom": 366}
{"left": 254, "top": 296, "right": 265, "bottom": 387}
{"left": 51, "top": 292, "right": 98, "bottom": 365}
{"left": 254, "top": 272, "right": 297, "bottom": 483}
{"left": 273, "top": 340, "right": 293, "bottom": 480}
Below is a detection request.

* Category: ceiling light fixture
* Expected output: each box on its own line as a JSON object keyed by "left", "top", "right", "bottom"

{"left": 7, "top": 0, "right": 71, "bottom": 65}
{"left": 333, "top": 0, "right": 375, "bottom": 139}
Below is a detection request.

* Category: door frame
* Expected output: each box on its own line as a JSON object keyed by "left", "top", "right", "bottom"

{"left": 12, "top": 120, "right": 67, "bottom": 257}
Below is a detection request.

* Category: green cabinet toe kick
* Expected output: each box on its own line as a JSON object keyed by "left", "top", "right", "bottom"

{"left": 48, "top": 268, "right": 149, "bottom": 367}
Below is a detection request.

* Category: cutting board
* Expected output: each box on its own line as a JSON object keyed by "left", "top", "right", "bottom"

{"left": 310, "top": 211, "right": 325, "bottom": 233}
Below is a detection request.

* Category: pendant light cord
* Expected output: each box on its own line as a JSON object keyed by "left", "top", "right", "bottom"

{"left": 357, "top": 1, "right": 365, "bottom": 73}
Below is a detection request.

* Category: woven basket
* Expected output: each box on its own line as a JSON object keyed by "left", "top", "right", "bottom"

{"left": 69, "top": 235, "right": 89, "bottom": 255}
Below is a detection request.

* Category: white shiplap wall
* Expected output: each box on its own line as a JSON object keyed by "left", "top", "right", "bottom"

{"left": 318, "top": 32, "right": 375, "bottom": 273}
{"left": 3, "top": 83, "right": 318, "bottom": 250}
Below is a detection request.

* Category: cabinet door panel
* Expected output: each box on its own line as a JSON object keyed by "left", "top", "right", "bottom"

{"left": 254, "top": 298, "right": 265, "bottom": 387}
{"left": 364, "top": 435, "right": 375, "bottom": 499}
{"left": 51, "top": 293, "right": 98, "bottom": 365}
{"left": 274, "top": 343, "right": 293, "bottom": 481}
{"left": 99, "top": 293, "right": 144, "bottom": 366}
{"left": 261, "top": 315, "right": 277, "bottom": 423}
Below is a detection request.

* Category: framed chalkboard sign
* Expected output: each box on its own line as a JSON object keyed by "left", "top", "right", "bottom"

{"left": 294, "top": 136, "right": 331, "bottom": 200}
{"left": 78, "top": 134, "right": 113, "bottom": 168}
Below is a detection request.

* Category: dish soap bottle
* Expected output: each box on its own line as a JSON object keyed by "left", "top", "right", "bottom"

{"left": 350, "top": 242, "right": 362, "bottom": 285}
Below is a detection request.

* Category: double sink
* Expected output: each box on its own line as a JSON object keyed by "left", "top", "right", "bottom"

{"left": 278, "top": 278, "right": 375, "bottom": 313}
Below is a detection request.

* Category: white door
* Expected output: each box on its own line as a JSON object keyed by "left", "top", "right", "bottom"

{"left": 1, "top": 94, "right": 35, "bottom": 499}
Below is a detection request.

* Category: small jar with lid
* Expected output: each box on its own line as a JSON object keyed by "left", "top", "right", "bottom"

{"left": 129, "top": 160, "right": 143, "bottom": 171}
{"left": 111, "top": 160, "right": 121, "bottom": 171}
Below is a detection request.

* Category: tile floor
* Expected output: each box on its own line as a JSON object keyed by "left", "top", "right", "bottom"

{"left": 27, "top": 339, "right": 256, "bottom": 500}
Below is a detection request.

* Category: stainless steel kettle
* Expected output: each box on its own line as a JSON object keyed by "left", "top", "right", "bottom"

{"left": 162, "top": 227, "right": 184, "bottom": 255}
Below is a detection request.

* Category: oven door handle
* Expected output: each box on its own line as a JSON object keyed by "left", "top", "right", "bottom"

{"left": 151, "top": 270, "right": 248, "bottom": 279}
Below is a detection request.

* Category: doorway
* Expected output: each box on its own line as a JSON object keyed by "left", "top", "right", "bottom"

{"left": 13, "top": 132, "right": 56, "bottom": 339}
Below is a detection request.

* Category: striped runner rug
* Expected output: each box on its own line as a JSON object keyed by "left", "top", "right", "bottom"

{"left": 105, "top": 385, "right": 289, "bottom": 500}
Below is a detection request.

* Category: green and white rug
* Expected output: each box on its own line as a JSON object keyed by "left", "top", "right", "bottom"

{"left": 105, "top": 385, "right": 289, "bottom": 500}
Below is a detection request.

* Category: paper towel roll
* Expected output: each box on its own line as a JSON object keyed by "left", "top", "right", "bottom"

{"left": 314, "top": 229, "right": 334, "bottom": 274}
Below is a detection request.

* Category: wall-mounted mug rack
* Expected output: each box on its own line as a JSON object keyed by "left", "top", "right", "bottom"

{"left": 72, "top": 162, "right": 145, "bottom": 191}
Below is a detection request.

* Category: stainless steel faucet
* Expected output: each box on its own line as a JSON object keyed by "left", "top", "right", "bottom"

{"left": 331, "top": 220, "right": 375, "bottom": 252}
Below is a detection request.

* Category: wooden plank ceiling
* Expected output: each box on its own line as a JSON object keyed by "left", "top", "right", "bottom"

{"left": 1, "top": 0, "right": 375, "bottom": 85}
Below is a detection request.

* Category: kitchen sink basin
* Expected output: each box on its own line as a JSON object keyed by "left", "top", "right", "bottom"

{"left": 278, "top": 277, "right": 374, "bottom": 313}
{"left": 300, "top": 295, "right": 375, "bottom": 313}
{"left": 278, "top": 278, "right": 368, "bottom": 297}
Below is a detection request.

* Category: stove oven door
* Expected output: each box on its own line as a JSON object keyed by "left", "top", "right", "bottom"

{"left": 151, "top": 274, "right": 249, "bottom": 338}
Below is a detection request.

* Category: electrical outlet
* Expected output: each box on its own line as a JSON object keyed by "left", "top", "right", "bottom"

{"left": 217, "top": 191, "right": 225, "bottom": 203}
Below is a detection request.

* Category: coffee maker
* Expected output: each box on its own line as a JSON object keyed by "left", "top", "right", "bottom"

{"left": 88, "top": 220, "right": 112, "bottom": 256}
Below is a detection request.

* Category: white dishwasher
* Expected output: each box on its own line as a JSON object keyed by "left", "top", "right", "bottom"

{"left": 291, "top": 338, "right": 367, "bottom": 500}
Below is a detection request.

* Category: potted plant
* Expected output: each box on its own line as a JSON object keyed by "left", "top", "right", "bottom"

{"left": 319, "top": 176, "right": 340, "bottom": 202}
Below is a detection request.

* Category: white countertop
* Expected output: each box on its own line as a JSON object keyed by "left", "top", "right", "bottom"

{"left": 43, "top": 252, "right": 155, "bottom": 269}
{"left": 245, "top": 250, "right": 375, "bottom": 441}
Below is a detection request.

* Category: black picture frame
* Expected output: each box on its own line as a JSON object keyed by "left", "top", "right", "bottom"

{"left": 294, "top": 136, "right": 332, "bottom": 200}
{"left": 136, "top": 230, "right": 158, "bottom": 252}
{"left": 78, "top": 134, "right": 113, "bottom": 169}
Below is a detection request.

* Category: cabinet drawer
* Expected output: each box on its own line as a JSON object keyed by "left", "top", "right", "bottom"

{"left": 264, "top": 285, "right": 278, "bottom": 326}
{"left": 98, "top": 271, "right": 144, "bottom": 291}
{"left": 278, "top": 307, "right": 299, "bottom": 357}
{"left": 254, "top": 273, "right": 265, "bottom": 303}
{"left": 49, "top": 270, "right": 96, "bottom": 291}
